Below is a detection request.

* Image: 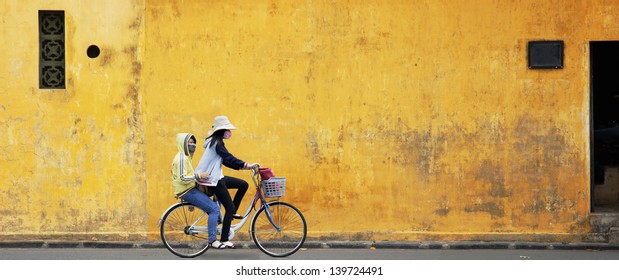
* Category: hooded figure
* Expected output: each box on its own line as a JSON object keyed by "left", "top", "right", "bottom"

{"left": 170, "top": 132, "right": 220, "bottom": 244}
{"left": 171, "top": 133, "right": 199, "bottom": 197}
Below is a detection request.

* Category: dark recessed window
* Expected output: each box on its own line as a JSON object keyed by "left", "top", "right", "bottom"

{"left": 528, "top": 40, "right": 564, "bottom": 69}
{"left": 87, "top": 45, "right": 100, "bottom": 58}
{"left": 39, "top": 10, "right": 66, "bottom": 89}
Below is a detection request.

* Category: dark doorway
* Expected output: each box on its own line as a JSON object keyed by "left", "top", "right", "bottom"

{"left": 590, "top": 41, "right": 619, "bottom": 212}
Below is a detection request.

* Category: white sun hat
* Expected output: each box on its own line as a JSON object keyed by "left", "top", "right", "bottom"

{"left": 207, "top": 115, "right": 237, "bottom": 137}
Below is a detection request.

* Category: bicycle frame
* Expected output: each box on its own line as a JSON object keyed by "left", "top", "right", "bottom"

{"left": 158, "top": 169, "right": 281, "bottom": 240}
{"left": 221, "top": 169, "right": 281, "bottom": 239}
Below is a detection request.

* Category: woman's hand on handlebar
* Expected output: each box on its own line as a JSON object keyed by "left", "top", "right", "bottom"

{"left": 245, "top": 162, "right": 260, "bottom": 170}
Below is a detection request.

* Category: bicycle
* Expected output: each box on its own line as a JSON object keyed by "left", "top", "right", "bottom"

{"left": 158, "top": 168, "right": 307, "bottom": 258}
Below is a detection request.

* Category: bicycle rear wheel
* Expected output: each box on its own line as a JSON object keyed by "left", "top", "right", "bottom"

{"left": 160, "top": 202, "right": 210, "bottom": 258}
{"left": 251, "top": 201, "right": 307, "bottom": 257}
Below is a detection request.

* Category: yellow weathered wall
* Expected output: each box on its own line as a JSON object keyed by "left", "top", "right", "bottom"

{"left": 0, "top": 0, "right": 146, "bottom": 240}
{"left": 142, "top": 0, "right": 601, "bottom": 242}
{"left": 3, "top": 0, "right": 619, "bottom": 242}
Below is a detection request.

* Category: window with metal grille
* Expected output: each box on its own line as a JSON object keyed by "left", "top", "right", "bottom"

{"left": 39, "top": 10, "right": 65, "bottom": 89}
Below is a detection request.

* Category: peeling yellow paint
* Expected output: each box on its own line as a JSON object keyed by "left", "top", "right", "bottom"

{"left": 2, "top": 0, "right": 617, "bottom": 242}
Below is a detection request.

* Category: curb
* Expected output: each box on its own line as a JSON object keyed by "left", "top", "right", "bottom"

{"left": 2, "top": 241, "right": 619, "bottom": 250}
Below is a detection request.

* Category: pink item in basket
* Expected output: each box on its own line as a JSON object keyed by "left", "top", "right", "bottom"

{"left": 259, "top": 167, "right": 275, "bottom": 181}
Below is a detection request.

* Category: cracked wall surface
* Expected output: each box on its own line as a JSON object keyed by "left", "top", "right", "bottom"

{"left": 3, "top": 0, "right": 619, "bottom": 242}
{"left": 0, "top": 0, "right": 147, "bottom": 241}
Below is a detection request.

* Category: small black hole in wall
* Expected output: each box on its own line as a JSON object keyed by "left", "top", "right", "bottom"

{"left": 87, "top": 45, "right": 100, "bottom": 58}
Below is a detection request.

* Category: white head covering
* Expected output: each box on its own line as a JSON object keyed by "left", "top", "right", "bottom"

{"left": 207, "top": 115, "right": 237, "bottom": 137}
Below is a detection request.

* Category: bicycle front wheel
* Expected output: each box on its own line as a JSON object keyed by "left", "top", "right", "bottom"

{"left": 251, "top": 201, "right": 307, "bottom": 257}
{"left": 160, "top": 202, "right": 210, "bottom": 258}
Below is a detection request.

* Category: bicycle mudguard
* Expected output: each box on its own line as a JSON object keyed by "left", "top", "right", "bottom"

{"left": 157, "top": 201, "right": 186, "bottom": 227}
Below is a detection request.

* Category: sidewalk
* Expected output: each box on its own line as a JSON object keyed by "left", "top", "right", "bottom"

{"left": 2, "top": 240, "right": 619, "bottom": 250}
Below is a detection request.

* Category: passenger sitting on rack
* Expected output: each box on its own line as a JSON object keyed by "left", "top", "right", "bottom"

{"left": 171, "top": 133, "right": 219, "bottom": 246}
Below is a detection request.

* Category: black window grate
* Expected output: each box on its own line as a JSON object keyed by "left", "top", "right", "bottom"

{"left": 39, "top": 10, "right": 65, "bottom": 89}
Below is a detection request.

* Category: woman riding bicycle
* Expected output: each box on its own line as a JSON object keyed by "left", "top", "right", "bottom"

{"left": 195, "top": 116, "right": 259, "bottom": 249}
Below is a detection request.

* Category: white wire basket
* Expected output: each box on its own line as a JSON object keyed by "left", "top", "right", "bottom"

{"left": 260, "top": 177, "right": 286, "bottom": 198}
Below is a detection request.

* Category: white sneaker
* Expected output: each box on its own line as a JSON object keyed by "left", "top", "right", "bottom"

{"left": 210, "top": 240, "right": 226, "bottom": 249}
{"left": 221, "top": 241, "right": 235, "bottom": 249}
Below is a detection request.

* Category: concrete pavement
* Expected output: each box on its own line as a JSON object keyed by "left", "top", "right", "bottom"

{"left": 2, "top": 240, "right": 619, "bottom": 250}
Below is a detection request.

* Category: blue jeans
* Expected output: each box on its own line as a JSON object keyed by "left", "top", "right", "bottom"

{"left": 180, "top": 187, "right": 220, "bottom": 243}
